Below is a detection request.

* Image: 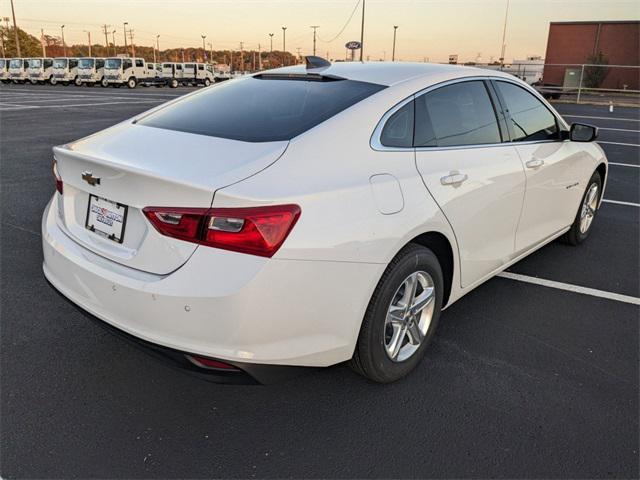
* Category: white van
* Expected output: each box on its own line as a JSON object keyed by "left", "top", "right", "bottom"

{"left": 103, "top": 57, "right": 148, "bottom": 88}
{"left": 51, "top": 58, "right": 80, "bottom": 86}
{"left": 28, "top": 58, "right": 54, "bottom": 84}
{"left": 162, "top": 62, "right": 214, "bottom": 88}
{"left": 0, "top": 59, "right": 9, "bottom": 83}
{"left": 77, "top": 58, "right": 106, "bottom": 87}
{"left": 8, "top": 58, "right": 29, "bottom": 83}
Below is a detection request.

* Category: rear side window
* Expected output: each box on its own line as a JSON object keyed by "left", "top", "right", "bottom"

{"left": 139, "top": 77, "right": 386, "bottom": 142}
{"left": 415, "top": 81, "right": 501, "bottom": 147}
{"left": 380, "top": 101, "right": 414, "bottom": 148}
{"left": 495, "top": 81, "right": 559, "bottom": 141}
{"left": 135, "top": 59, "right": 144, "bottom": 67}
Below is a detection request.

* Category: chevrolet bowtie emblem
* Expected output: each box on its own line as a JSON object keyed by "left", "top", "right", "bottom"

{"left": 81, "top": 171, "right": 100, "bottom": 186}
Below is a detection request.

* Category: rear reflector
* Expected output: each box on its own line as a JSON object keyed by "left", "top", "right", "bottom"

{"left": 52, "top": 160, "right": 63, "bottom": 194}
{"left": 185, "top": 354, "right": 239, "bottom": 370}
{"left": 143, "top": 204, "right": 301, "bottom": 258}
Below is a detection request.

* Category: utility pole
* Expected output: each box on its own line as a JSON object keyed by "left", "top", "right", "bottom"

{"left": 281, "top": 26, "right": 287, "bottom": 66}
{"left": 310, "top": 25, "right": 319, "bottom": 56}
{"left": 84, "top": 30, "right": 92, "bottom": 57}
{"left": 111, "top": 30, "right": 116, "bottom": 55}
{"left": 128, "top": 29, "right": 135, "bottom": 57}
{"left": 181, "top": 49, "right": 185, "bottom": 63}
{"left": 1, "top": 26, "right": 5, "bottom": 58}
{"left": 208, "top": 42, "right": 213, "bottom": 64}
{"left": 60, "top": 25, "right": 66, "bottom": 57}
{"left": 1, "top": 18, "right": 8, "bottom": 58}
{"left": 10, "top": 0, "right": 20, "bottom": 57}
{"left": 123, "top": 22, "right": 128, "bottom": 56}
{"left": 258, "top": 43, "right": 262, "bottom": 70}
{"left": 499, "top": 0, "right": 510, "bottom": 67}
{"left": 201, "top": 35, "right": 206, "bottom": 62}
{"left": 268, "top": 33, "right": 274, "bottom": 52}
{"left": 239, "top": 41, "right": 244, "bottom": 72}
{"left": 296, "top": 47, "right": 301, "bottom": 63}
{"left": 156, "top": 35, "right": 160, "bottom": 62}
{"left": 102, "top": 24, "right": 110, "bottom": 52}
{"left": 40, "top": 28, "right": 46, "bottom": 57}
{"left": 359, "top": 0, "right": 365, "bottom": 61}
{"left": 391, "top": 25, "right": 398, "bottom": 61}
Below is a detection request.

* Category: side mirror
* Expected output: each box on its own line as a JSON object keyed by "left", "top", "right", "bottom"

{"left": 570, "top": 123, "right": 598, "bottom": 142}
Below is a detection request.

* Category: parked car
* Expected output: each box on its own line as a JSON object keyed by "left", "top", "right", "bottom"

{"left": 0, "top": 58, "right": 9, "bottom": 83}
{"left": 51, "top": 57, "right": 80, "bottom": 86}
{"left": 103, "top": 57, "right": 148, "bottom": 88}
{"left": 42, "top": 60, "right": 607, "bottom": 383}
{"left": 77, "top": 57, "right": 106, "bottom": 87}
{"left": 8, "top": 58, "right": 29, "bottom": 83}
{"left": 27, "top": 58, "right": 54, "bottom": 84}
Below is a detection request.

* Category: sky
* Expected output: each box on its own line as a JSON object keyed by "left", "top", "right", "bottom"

{"left": 3, "top": 0, "right": 639, "bottom": 62}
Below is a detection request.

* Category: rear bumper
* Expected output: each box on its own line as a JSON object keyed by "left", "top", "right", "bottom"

{"left": 42, "top": 197, "right": 382, "bottom": 368}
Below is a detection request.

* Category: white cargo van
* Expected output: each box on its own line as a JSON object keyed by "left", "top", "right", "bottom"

{"left": 162, "top": 62, "right": 214, "bottom": 87}
{"left": 8, "top": 58, "right": 29, "bottom": 83}
{"left": 103, "top": 57, "right": 148, "bottom": 88}
{"left": 28, "top": 58, "right": 54, "bottom": 84}
{"left": 77, "top": 58, "right": 106, "bottom": 86}
{"left": 51, "top": 58, "right": 80, "bottom": 86}
{"left": 0, "top": 59, "right": 9, "bottom": 83}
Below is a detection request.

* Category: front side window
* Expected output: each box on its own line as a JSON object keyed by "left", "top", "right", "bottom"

{"left": 135, "top": 59, "right": 144, "bottom": 67}
{"left": 176, "top": 64, "right": 183, "bottom": 70}
{"left": 380, "top": 101, "right": 414, "bottom": 148}
{"left": 44, "top": 59, "right": 53, "bottom": 68}
{"left": 139, "top": 76, "right": 385, "bottom": 142}
{"left": 123, "top": 59, "right": 132, "bottom": 69}
{"left": 415, "top": 81, "right": 501, "bottom": 147}
{"left": 495, "top": 81, "right": 559, "bottom": 141}
{"left": 69, "top": 59, "right": 78, "bottom": 68}
{"left": 198, "top": 64, "right": 204, "bottom": 71}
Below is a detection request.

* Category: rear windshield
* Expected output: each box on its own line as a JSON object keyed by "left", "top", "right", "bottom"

{"left": 138, "top": 76, "right": 386, "bottom": 142}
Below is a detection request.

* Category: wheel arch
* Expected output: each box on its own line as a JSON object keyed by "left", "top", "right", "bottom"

{"left": 407, "top": 231, "right": 455, "bottom": 308}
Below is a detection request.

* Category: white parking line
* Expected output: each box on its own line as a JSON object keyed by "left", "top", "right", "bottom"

{"left": 563, "top": 115, "right": 640, "bottom": 122}
{"left": 598, "top": 141, "right": 640, "bottom": 147}
{"left": 602, "top": 199, "right": 640, "bottom": 207}
{"left": 609, "top": 162, "right": 640, "bottom": 168}
{"left": 0, "top": 88, "right": 183, "bottom": 98}
{"left": 0, "top": 99, "right": 164, "bottom": 111}
{"left": 498, "top": 272, "right": 640, "bottom": 306}
{"left": 598, "top": 127, "right": 640, "bottom": 133}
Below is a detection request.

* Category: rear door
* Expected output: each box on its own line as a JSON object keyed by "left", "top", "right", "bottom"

{"left": 492, "top": 80, "right": 583, "bottom": 252}
{"left": 414, "top": 79, "right": 526, "bottom": 288}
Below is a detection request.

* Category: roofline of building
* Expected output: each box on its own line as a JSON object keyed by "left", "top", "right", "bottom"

{"left": 550, "top": 20, "right": 640, "bottom": 25}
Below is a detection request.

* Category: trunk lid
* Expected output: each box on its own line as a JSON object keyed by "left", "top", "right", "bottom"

{"left": 54, "top": 122, "right": 288, "bottom": 274}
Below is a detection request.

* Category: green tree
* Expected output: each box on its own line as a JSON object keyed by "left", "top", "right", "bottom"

{"left": 1, "top": 26, "right": 43, "bottom": 57}
{"left": 583, "top": 52, "right": 609, "bottom": 89}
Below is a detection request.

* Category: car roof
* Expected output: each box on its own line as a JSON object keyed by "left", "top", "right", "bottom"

{"left": 266, "top": 61, "right": 514, "bottom": 87}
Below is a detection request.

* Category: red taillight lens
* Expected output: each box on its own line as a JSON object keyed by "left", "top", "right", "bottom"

{"left": 143, "top": 204, "right": 301, "bottom": 258}
{"left": 185, "top": 354, "right": 239, "bottom": 371}
{"left": 52, "top": 160, "right": 63, "bottom": 194}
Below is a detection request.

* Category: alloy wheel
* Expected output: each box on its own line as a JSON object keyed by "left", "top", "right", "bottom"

{"left": 579, "top": 183, "right": 599, "bottom": 234}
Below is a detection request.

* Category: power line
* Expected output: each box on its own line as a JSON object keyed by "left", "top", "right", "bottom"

{"left": 317, "top": 0, "right": 360, "bottom": 44}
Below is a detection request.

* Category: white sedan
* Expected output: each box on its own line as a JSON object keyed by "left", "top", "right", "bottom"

{"left": 42, "top": 59, "right": 607, "bottom": 383}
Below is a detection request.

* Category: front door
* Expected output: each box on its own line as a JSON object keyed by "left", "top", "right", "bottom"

{"left": 414, "top": 80, "right": 526, "bottom": 288}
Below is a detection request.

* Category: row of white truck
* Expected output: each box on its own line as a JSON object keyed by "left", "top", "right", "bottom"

{"left": 0, "top": 57, "right": 238, "bottom": 88}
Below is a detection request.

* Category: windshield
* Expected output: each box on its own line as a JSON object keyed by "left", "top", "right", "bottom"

{"left": 78, "top": 58, "right": 94, "bottom": 69}
{"left": 9, "top": 59, "right": 22, "bottom": 68}
{"left": 29, "top": 59, "right": 42, "bottom": 68}
{"left": 139, "top": 76, "right": 386, "bottom": 142}
{"left": 104, "top": 59, "right": 122, "bottom": 69}
{"left": 53, "top": 59, "right": 68, "bottom": 69}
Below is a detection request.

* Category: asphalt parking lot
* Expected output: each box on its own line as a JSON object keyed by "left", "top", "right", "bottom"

{"left": 1, "top": 83, "right": 638, "bottom": 478}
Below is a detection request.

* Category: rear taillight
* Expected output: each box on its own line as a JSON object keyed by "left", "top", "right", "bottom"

{"left": 185, "top": 354, "right": 239, "bottom": 371}
{"left": 143, "top": 204, "right": 301, "bottom": 258}
{"left": 52, "top": 159, "right": 63, "bottom": 194}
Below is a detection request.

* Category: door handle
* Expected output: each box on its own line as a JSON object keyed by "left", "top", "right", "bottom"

{"left": 525, "top": 158, "right": 545, "bottom": 169}
{"left": 440, "top": 172, "right": 468, "bottom": 186}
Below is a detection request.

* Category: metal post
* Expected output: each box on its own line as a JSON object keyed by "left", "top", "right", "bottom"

{"left": 269, "top": 33, "right": 273, "bottom": 53}
{"left": 85, "top": 31, "right": 91, "bottom": 57}
{"left": 499, "top": 0, "right": 510, "bottom": 67}
{"left": 392, "top": 26, "right": 398, "bottom": 62}
{"left": 310, "top": 25, "right": 319, "bottom": 56}
{"left": 577, "top": 63, "right": 585, "bottom": 104}
{"left": 10, "top": 0, "right": 20, "bottom": 57}
{"left": 201, "top": 35, "right": 206, "bottom": 62}
{"left": 359, "top": 0, "right": 365, "bottom": 61}
{"left": 258, "top": 43, "right": 262, "bottom": 70}
{"left": 282, "top": 26, "right": 287, "bottom": 66}
{"left": 61, "top": 25, "right": 66, "bottom": 57}
{"left": 123, "top": 22, "right": 128, "bottom": 55}
{"left": 112, "top": 31, "right": 116, "bottom": 55}
{"left": 41, "top": 28, "right": 46, "bottom": 57}
{"left": 156, "top": 35, "right": 160, "bottom": 62}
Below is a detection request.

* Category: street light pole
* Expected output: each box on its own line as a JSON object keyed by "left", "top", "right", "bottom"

{"left": 84, "top": 30, "right": 92, "bottom": 57}
{"left": 310, "top": 25, "right": 319, "bottom": 56}
{"left": 391, "top": 25, "right": 398, "bottom": 62}
{"left": 201, "top": 35, "right": 206, "bottom": 62}
{"left": 123, "top": 22, "right": 128, "bottom": 56}
{"left": 60, "top": 25, "right": 66, "bottom": 57}
{"left": 281, "top": 26, "right": 287, "bottom": 66}
{"left": 268, "top": 33, "right": 274, "bottom": 52}
{"left": 10, "top": 0, "right": 20, "bottom": 57}
{"left": 499, "top": 0, "right": 510, "bottom": 67}
{"left": 156, "top": 35, "right": 160, "bottom": 62}
{"left": 111, "top": 30, "right": 116, "bottom": 56}
{"left": 40, "top": 28, "right": 46, "bottom": 57}
{"left": 359, "top": 0, "right": 365, "bottom": 61}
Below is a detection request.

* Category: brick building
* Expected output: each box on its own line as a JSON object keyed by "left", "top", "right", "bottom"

{"left": 543, "top": 20, "right": 639, "bottom": 90}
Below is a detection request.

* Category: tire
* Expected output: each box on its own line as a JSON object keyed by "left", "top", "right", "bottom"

{"left": 100, "top": 77, "right": 108, "bottom": 88}
{"left": 50, "top": 77, "right": 57, "bottom": 85}
{"left": 561, "top": 171, "right": 602, "bottom": 246}
{"left": 204, "top": 78, "right": 211, "bottom": 87}
{"left": 30, "top": 79, "right": 38, "bottom": 85}
{"left": 74, "top": 76, "right": 82, "bottom": 86}
{"left": 127, "top": 77, "right": 137, "bottom": 89}
{"left": 350, "top": 244, "right": 444, "bottom": 383}
{"left": 169, "top": 78, "right": 178, "bottom": 88}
